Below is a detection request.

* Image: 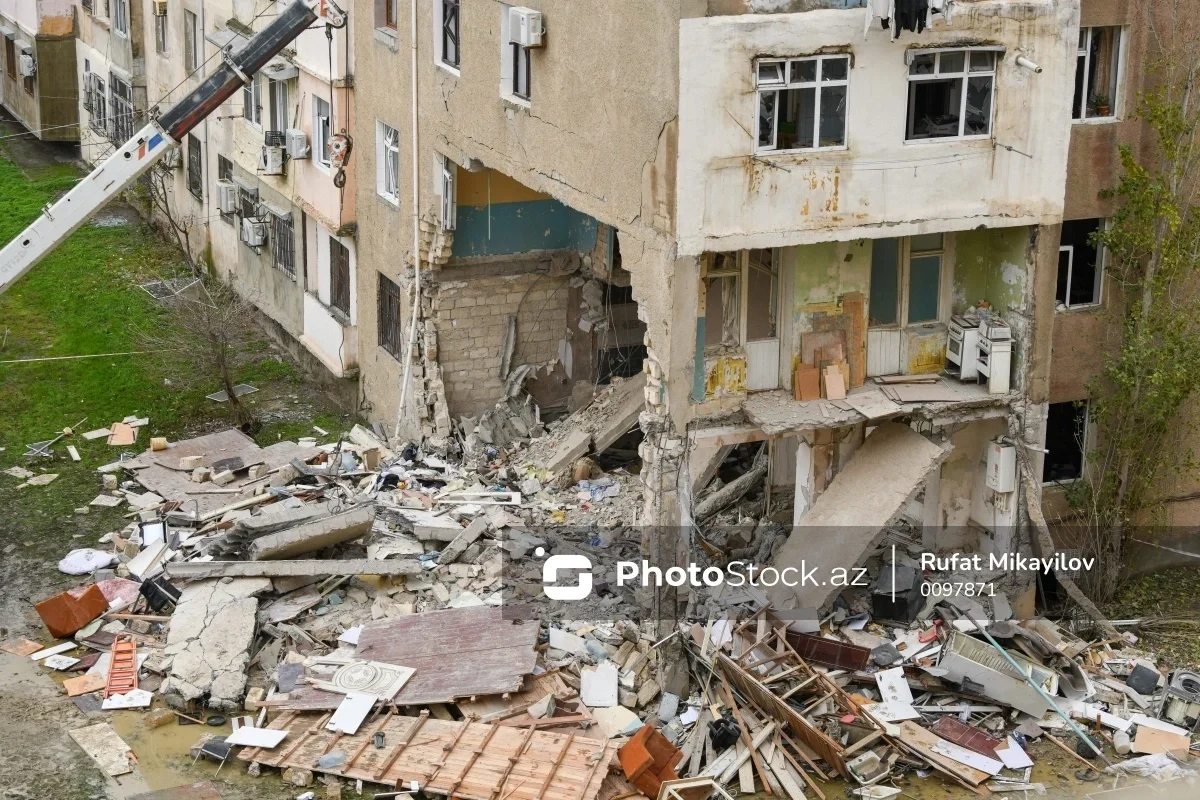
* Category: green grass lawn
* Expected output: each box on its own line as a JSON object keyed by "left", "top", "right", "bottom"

{"left": 0, "top": 149, "right": 349, "bottom": 559}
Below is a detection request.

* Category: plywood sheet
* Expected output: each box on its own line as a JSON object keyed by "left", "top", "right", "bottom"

{"left": 69, "top": 723, "right": 134, "bottom": 776}
{"left": 240, "top": 712, "right": 617, "bottom": 800}
{"left": 895, "top": 721, "right": 990, "bottom": 787}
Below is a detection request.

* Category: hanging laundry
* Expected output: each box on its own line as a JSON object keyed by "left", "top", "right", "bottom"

{"left": 864, "top": 0, "right": 894, "bottom": 39}
{"left": 894, "top": 0, "right": 930, "bottom": 36}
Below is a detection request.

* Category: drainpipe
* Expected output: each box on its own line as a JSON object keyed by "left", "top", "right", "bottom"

{"left": 395, "top": 0, "right": 421, "bottom": 439}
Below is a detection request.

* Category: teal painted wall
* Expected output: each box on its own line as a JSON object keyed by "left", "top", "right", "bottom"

{"left": 452, "top": 199, "right": 599, "bottom": 259}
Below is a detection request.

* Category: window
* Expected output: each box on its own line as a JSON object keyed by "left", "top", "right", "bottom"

{"left": 868, "top": 234, "right": 943, "bottom": 326}
{"left": 313, "top": 96, "right": 332, "bottom": 169}
{"left": 1074, "top": 27, "right": 1121, "bottom": 120}
{"left": 82, "top": 60, "right": 92, "bottom": 112}
{"left": 437, "top": 0, "right": 460, "bottom": 70}
{"left": 378, "top": 273, "right": 404, "bottom": 358}
{"left": 271, "top": 212, "right": 296, "bottom": 279}
{"left": 756, "top": 56, "right": 849, "bottom": 152}
{"left": 91, "top": 76, "right": 107, "bottom": 135}
{"left": 155, "top": 12, "right": 169, "bottom": 56}
{"left": 82, "top": 0, "right": 93, "bottom": 12}
{"left": 439, "top": 155, "right": 456, "bottom": 230}
{"left": 184, "top": 11, "right": 200, "bottom": 73}
{"left": 4, "top": 38, "right": 14, "bottom": 80}
{"left": 703, "top": 253, "right": 741, "bottom": 351}
{"left": 243, "top": 74, "right": 262, "bottom": 128}
{"left": 500, "top": 7, "right": 531, "bottom": 102}
{"left": 113, "top": 0, "right": 128, "bottom": 36}
{"left": 268, "top": 78, "right": 289, "bottom": 133}
{"left": 1045, "top": 401, "right": 1087, "bottom": 484}
{"left": 1057, "top": 218, "right": 1104, "bottom": 309}
{"left": 906, "top": 49, "right": 995, "bottom": 140}
{"left": 186, "top": 134, "right": 203, "bottom": 200}
{"left": 383, "top": 0, "right": 399, "bottom": 30}
{"left": 330, "top": 237, "right": 351, "bottom": 316}
{"left": 110, "top": 75, "right": 134, "bottom": 143}
{"left": 217, "top": 156, "right": 234, "bottom": 224}
{"left": 24, "top": 72, "right": 34, "bottom": 96}
{"left": 238, "top": 185, "right": 259, "bottom": 220}
{"left": 376, "top": 121, "right": 400, "bottom": 205}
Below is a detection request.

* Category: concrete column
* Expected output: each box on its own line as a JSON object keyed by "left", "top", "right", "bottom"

{"left": 792, "top": 435, "right": 813, "bottom": 526}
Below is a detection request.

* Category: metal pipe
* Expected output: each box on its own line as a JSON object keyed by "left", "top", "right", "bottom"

{"left": 395, "top": 0, "right": 422, "bottom": 437}
{"left": 1015, "top": 55, "right": 1043, "bottom": 74}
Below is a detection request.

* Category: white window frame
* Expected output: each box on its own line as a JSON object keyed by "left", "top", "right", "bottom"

{"left": 1043, "top": 400, "right": 1090, "bottom": 487}
{"left": 376, "top": 121, "right": 400, "bottom": 206}
{"left": 243, "top": 74, "right": 262, "bottom": 128}
{"left": 434, "top": 0, "right": 461, "bottom": 75}
{"left": 499, "top": 6, "right": 530, "bottom": 106}
{"left": 869, "top": 235, "right": 948, "bottom": 330}
{"left": 438, "top": 154, "right": 456, "bottom": 230}
{"left": 113, "top": 0, "right": 128, "bottom": 37}
{"left": 154, "top": 12, "right": 168, "bottom": 56}
{"left": 184, "top": 10, "right": 200, "bottom": 74}
{"left": 754, "top": 55, "right": 850, "bottom": 154}
{"left": 1057, "top": 220, "right": 1106, "bottom": 311}
{"left": 905, "top": 48, "right": 997, "bottom": 142}
{"left": 312, "top": 95, "right": 332, "bottom": 171}
{"left": 1074, "top": 27, "right": 1123, "bottom": 122}
{"left": 267, "top": 77, "right": 289, "bottom": 133}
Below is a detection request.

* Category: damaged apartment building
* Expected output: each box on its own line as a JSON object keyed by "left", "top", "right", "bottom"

{"left": 108, "top": 0, "right": 1158, "bottom": 609}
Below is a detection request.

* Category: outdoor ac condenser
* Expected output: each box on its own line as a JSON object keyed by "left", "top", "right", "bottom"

{"left": 508, "top": 7, "right": 544, "bottom": 47}
{"left": 18, "top": 54, "right": 36, "bottom": 77}
{"left": 260, "top": 145, "right": 285, "bottom": 176}
{"left": 285, "top": 129, "right": 309, "bottom": 159}
{"left": 217, "top": 181, "right": 237, "bottom": 215}
{"left": 241, "top": 217, "right": 268, "bottom": 247}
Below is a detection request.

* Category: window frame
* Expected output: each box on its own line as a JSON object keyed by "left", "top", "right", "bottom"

{"left": 701, "top": 252, "right": 745, "bottom": 354}
{"left": 267, "top": 77, "right": 289, "bottom": 134}
{"left": 905, "top": 48, "right": 997, "bottom": 142}
{"left": 183, "top": 10, "right": 200, "bottom": 74}
{"left": 385, "top": 0, "right": 399, "bottom": 30}
{"left": 186, "top": 134, "right": 203, "bottom": 201}
{"left": 499, "top": 6, "right": 531, "bottom": 105}
{"left": 439, "top": 154, "right": 456, "bottom": 230}
{"left": 91, "top": 76, "right": 107, "bottom": 136}
{"left": 271, "top": 211, "right": 297, "bottom": 280}
{"left": 437, "top": 0, "right": 461, "bottom": 73}
{"left": 216, "top": 156, "right": 234, "bottom": 224}
{"left": 243, "top": 74, "right": 262, "bottom": 129}
{"left": 4, "top": 38, "right": 15, "bottom": 80}
{"left": 378, "top": 273, "right": 404, "bottom": 359}
{"left": 109, "top": 74, "right": 135, "bottom": 144}
{"left": 312, "top": 95, "right": 332, "bottom": 171}
{"left": 1043, "top": 400, "right": 1089, "bottom": 487}
{"left": 754, "top": 55, "right": 851, "bottom": 154}
{"left": 1057, "top": 219, "right": 1106, "bottom": 310}
{"left": 154, "top": 12, "right": 169, "bottom": 56}
{"left": 1073, "top": 26, "right": 1123, "bottom": 122}
{"left": 376, "top": 121, "right": 400, "bottom": 206}
{"left": 113, "top": 0, "right": 128, "bottom": 37}
{"left": 868, "top": 235, "right": 946, "bottom": 329}
{"left": 329, "top": 236, "right": 352, "bottom": 318}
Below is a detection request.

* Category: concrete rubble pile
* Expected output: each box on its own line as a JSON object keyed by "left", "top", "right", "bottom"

{"left": 8, "top": 401, "right": 1200, "bottom": 797}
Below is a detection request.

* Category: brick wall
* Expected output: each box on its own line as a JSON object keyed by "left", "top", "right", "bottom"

{"left": 433, "top": 272, "right": 570, "bottom": 417}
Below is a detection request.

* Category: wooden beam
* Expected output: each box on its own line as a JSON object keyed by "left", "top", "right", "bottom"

{"left": 720, "top": 680, "right": 773, "bottom": 795}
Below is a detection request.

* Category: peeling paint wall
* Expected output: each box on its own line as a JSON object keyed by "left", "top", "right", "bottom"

{"left": 952, "top": 226, "right": 1028, "bottom": 317}
{"left": 677, "top": 1, "right": 1079, "bottom": 255}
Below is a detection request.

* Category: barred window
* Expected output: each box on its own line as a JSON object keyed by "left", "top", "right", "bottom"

{"left": 330, "top": 237, "right": 351, "bottom": 316}
{"left": 238, "top": 186, "right": 258, "bottom": 219}
{"left": 186, "top": 134, "right": 203, "bottom": 200}
{"left": 271, "top": 212, "right": 296, "bottom": 279}
{"left": 110, "top": 75, "right": 135, "bottom": 144}
{"left": 378, "top": 274, "right": 403, "bottom": 358}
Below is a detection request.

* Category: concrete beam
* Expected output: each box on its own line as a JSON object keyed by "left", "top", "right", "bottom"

{"left": 248, "top": 503, "right": 376, "bottom": 560}
{"left": 164, "top": 559, "right": 422, "bottom": 579}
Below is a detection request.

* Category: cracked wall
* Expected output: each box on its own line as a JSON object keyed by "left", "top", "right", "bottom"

{"left": 677, "top": 2, "right": 1080, "bottom": 255}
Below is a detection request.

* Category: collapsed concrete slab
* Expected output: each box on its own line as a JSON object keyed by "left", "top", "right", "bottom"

{"left": 164, "top": 559, "right": 422, "bottom": 579}
{"left": 248, "top": 502, "right": 376, "bottom": 560}
{"left": 768, "top": 423, "right": 951, "bottom": 612}
{"left": 160, "top": 578, "right": 270, "bottom": 710}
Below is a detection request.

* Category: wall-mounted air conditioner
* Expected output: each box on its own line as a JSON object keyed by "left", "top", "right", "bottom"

{"left": 19, "top": 54, "right": 36, "bottom": 77}
{"left": 508, "top": 7, "right": 544, "bottom": 47}
{"left": 217, "top": 181, "right": 237, "bottom": 214}
{"left": 285, "top": 129, "right": 309, "bottom": 159}
{"left": 260, "top": 144, "right": 284, "bottom": 176}
{"left": 152, "top": 0, "right": 167, "bottom": 15}
{"left": 241, "top": 217, "right": 268, "bottom": 247}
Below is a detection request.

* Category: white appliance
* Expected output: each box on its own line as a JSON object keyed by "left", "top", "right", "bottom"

{"left": 946, "top": 315, "right": 980, "bottom": 380}
{"left": 18, "top": 54, "right": 36, "bottom": 77}
{"left": 260, "top": 145, "right": 285, "bottom": 176}
{"left": 508, "top": 7, "right": 545, "bottom": 47}
{"left": 285, "top": 129, "right": 309, "bottom": 159}
{"left": 976, "top": 318, "right": 1012, "bottom": 394}
{"left": 985, "top": 440, "right": 1017, "bottom": 492}
{"left": 216, "top": 181, "right": 238, "bottom": 215}
{"left": 241, "top": 218, "right": 268, "bottom": 247}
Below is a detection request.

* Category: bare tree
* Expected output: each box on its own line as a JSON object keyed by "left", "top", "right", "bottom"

{"left": 138, "top": 277, "right": 260, "bottom": 428}
{"left": 144, "top": 162, "right": 201, "bottom": 275}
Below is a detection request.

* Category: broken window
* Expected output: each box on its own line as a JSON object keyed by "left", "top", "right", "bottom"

{"left": 109, "top": 75, "right": 134, "bottom": 144}
{"left": 271, "top": 212, "right": 296, "bottom": 279}
{"left": 756, "top": 55, "right": 849, "bottom": 153}
{"left": 376, "top": 122, "right": 400, "bottom": 205}
{"left": 1057, "top": 218, "right": 1104, "bottom": 309}
{"left": 330, "top": 237, "right": 351, "bottom": 317}
{"left": 438, "top": 0, "right": 460, "bottom": 70}
{"left": 439, "top": 155, "right": 456, "bottom": 230}
{"left": 906, "top": 49, "right": 995, "bottom": 140}
{"left": 868, "top": 235, "right": 942, "bottom": 326}
{"left": 378, "top": 273, "right": 404, "bottom": 358}
{"left": 745, "top": 249, "right": 778, "bottom": 340}
{"left": 703, "top": 253, "right": 741, "bottom": 351}
{"left": 186, "top": 134, "right": 203, "bottom": 201}
{"left": 1074, "top": 27, "right": 1121, "bottom": 120}
{"left": 1045, "top": 400, "right": 1087, "bottom": 484}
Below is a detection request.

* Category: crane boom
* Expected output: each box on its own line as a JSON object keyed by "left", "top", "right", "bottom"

{"left": 0, "top": 0, "right": 327, "bottom": 296}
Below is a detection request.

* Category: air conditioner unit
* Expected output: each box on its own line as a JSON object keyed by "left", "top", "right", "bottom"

{"left": 285, "top": 129, "right": 309, "bottom": 159}
{"left": 217, "top": 181, "right": 237, "bottom": 214}
{"left": 260, "top": 144, "right": 284, "bottom": 175}
{"left": 160, "top": 148, "right": 181, "bottom": 170}
{"left": 508, "top": 7, "right": 544, "bottom": 47}
{"left": 241, "top": 217, "right": 268, "bottom": 247}
{"left": 152, "top": 0, "right": 167, "bottom": 15}
{"left": 18, "top": 54, "right": 36, "bottom": 78}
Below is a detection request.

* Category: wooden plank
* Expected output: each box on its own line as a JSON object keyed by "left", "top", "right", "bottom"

{"left": 895, "top": 721, "right": 989, "bottom": 787}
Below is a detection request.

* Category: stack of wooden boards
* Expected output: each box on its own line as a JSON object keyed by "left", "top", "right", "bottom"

{"left": 793, "top": 292, "right": 865, "bottom": 402}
